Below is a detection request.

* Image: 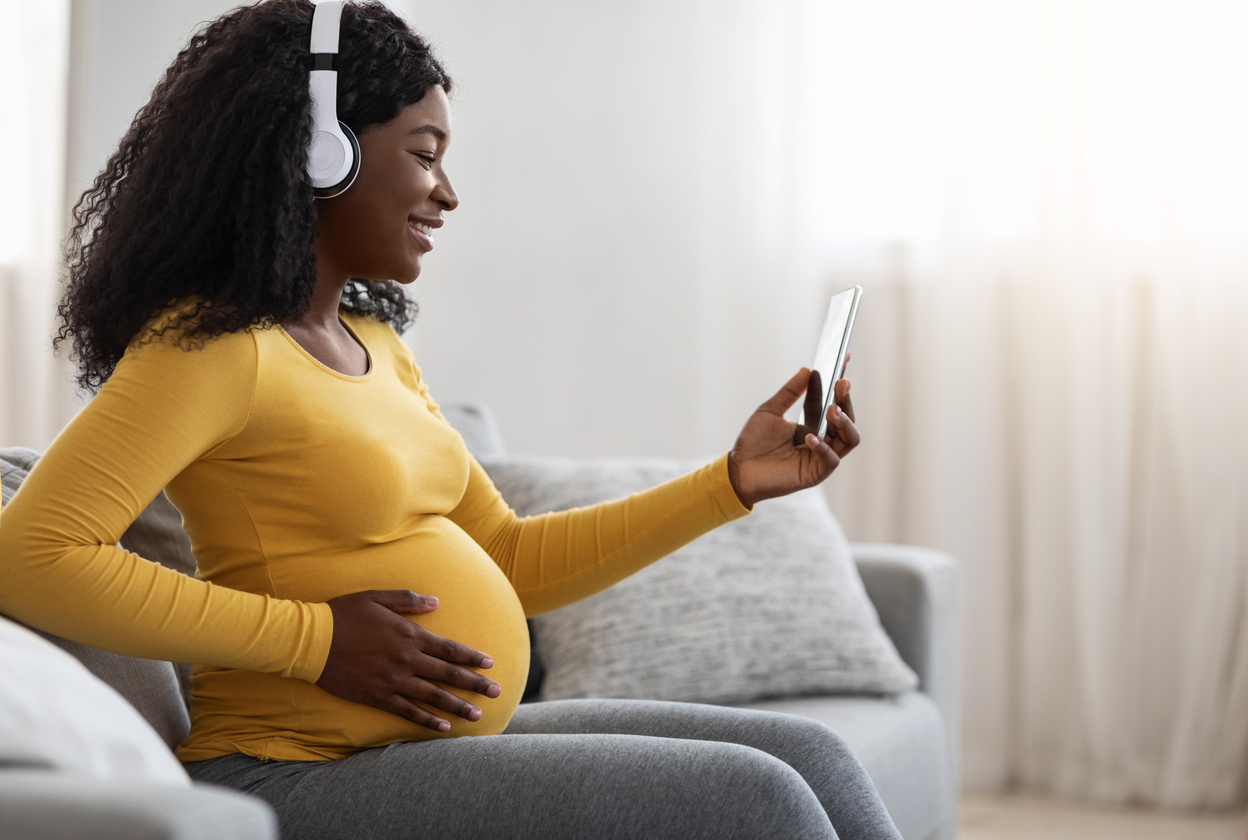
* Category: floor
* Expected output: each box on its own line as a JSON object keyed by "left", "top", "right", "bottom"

{"left": 960, "top": 793, "right": 1247, "bottom": 840}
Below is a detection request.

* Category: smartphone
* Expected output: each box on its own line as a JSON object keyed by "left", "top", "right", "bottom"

{"left": 796, "top": 286, "right": 861, "bottom": 444}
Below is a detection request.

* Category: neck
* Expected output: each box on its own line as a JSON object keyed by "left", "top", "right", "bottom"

{"left": 295, "top": 251, "right": 351, "bottom": 329}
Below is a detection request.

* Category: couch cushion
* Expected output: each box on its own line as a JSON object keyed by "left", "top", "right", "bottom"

{"left": 0, "top": 614, "right": 190, "bottom": 785}
{"left": 736, "top": 692, "right": 954, "bottom": 840}
{"left": 481, "top": 456, "right": 918, "bottom": 706}
{"left": 0, "top": 448, "right": 192, "bottom": 748}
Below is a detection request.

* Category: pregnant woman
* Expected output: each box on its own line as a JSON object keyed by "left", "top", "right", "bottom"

{"left": 0, "top": 2, "right": 900, "bottom": 838}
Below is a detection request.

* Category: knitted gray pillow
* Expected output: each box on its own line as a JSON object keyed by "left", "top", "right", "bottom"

{"left": 0, "top": 447, "right": 39, "bottom": 506}
{"left": 481, "top": 456, "right": 918, "bottom": 704}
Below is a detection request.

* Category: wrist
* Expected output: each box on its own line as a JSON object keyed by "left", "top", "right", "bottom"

{"left": 726, "top": 451, "right": 754, "bottom": 509}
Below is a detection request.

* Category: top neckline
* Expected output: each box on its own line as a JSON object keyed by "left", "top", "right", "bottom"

{"left": 276, "top": 315, "right": 373, "bottom": 382}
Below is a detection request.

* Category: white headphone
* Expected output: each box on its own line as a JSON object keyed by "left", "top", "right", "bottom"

{"left": 307, "top": 0, "right": 360, "bottom": 198}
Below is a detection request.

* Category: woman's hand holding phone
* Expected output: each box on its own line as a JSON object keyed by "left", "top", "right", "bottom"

{"left": 726, "top": 363, "right": 859, "bottom": 509}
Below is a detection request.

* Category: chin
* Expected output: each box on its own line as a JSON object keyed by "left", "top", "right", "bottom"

{"left": 399, "top": 258, "right": 423, "bottom": 284}
{"left": 377, "top": 265, "right": 421, "bottom": 285}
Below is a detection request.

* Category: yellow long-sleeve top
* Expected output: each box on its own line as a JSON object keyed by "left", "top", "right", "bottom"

{"left": 0, "top": 312, "right": 750, "bottom": 762}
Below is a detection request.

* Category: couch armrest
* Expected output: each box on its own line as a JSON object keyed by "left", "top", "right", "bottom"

{"left": 0, "top": 770, "right": 276, "bottom": 840}
{"left": 852, "top": 543, "right": 961, "bottom": 774}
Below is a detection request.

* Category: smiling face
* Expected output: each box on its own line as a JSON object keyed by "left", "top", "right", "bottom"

{"left": 313, "top": 86, "right": 458, "bottom": 285}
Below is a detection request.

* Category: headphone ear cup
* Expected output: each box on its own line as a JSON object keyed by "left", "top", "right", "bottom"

{"left": 311, "top": 122, "right": 360, "bottom": 199}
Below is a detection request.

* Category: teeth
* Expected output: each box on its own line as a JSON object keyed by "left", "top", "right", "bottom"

{"left": 410, "top": 221, "right": 435, "bottom": 243}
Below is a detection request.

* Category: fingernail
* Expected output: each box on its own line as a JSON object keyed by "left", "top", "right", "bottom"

{"left": 438, "top": 720, "right": 451, "bottom": 732}
{"left": 807, "top": 434, "right": 820, "bottom": 448}
{"left": 480, "top": 657, "right": 494, "bottom": 669}
{"left": 469, "top": 708, "right": 482, "bottom": 721}
{"left": 425, "top": 596, "right": 439, "bottom": 607}
{"left": 487, "top": 684, "right": 501, "bottom": 698}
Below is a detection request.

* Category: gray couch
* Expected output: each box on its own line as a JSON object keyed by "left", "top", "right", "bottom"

{"left": 0, "top": 404, "right": 960, "bottom": 840}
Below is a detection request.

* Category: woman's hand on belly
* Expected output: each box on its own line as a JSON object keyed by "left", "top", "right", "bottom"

{"left": 315, "top": 589, "right": 502, "bottom": 732}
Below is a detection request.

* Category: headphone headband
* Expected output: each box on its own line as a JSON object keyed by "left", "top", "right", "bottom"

{"left": 307, "top": 0, "right": 359, "bottom": 199}
{"left": 310, "top": 0, "right": 343, "bottom": 52}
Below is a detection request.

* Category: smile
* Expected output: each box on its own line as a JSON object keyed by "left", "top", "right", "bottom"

{"left": 409, "top": 220, "right": 436, "bottom": 250}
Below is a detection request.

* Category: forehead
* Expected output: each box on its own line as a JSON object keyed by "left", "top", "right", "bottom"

{"left": 389, "top": 86, "right": 453, "bottom": 142}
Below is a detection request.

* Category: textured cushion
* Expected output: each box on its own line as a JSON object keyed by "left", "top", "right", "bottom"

{"left": 0, "top": 446, "right": 39, "bottom": 505}
{"left": 0, "top": 614, "right": 190, "bottom": 786}
{"left": 0, "top": 448, "right": 192, "bottom": 748}
{"left": 481, "top": 456, "right": 918, "bottom": 705}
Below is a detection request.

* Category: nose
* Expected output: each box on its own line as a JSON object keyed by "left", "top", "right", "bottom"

{"left": 433, "top": 172, "right": 459, "bottom": 212}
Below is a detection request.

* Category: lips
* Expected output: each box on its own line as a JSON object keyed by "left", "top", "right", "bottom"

{"left": 408, "top": 219, "right": 436, "bottom": 250}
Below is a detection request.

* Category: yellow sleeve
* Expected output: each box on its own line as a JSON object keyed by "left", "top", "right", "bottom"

{"left": 447, "top": 454, "right": 752, "bottom": 617}
{"left": 0, "top": 329, "right": 332, "bottom": 682}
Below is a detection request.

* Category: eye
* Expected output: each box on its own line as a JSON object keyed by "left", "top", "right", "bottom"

{"left": 410, "top": 151, "right": 436, "bottom": 170}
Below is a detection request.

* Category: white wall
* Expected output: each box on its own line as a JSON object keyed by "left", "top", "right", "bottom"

{"left": 401, "top": 1, "right": 827, "bottom": 458}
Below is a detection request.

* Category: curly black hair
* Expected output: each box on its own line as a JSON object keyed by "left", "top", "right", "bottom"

{"left": 57, "top": 0, "right": 451, "bottom": 390}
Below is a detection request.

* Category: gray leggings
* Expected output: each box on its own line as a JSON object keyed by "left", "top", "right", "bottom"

{"left": 185, "top": 699, "right": 902, "bottom": 840}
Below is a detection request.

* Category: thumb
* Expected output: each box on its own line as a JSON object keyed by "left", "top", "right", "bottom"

{"left": 369, "top": 589, "right": 439, "bottom": 615}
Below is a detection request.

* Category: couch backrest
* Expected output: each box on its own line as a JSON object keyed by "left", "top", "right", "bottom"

{"left": 438, "top": 403, "right": 507, "bottom": 459}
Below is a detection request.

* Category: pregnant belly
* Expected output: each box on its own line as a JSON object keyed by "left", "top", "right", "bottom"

{"left": 181, "top": 518, "right": 530, "bottom": 762}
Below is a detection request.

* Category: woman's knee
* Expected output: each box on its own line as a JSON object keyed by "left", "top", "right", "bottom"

{"left": 774, "top": 714, "right": 854, "bottom": 758}
{"left": 679, "top": 742, "right": 837, "bottom": 839}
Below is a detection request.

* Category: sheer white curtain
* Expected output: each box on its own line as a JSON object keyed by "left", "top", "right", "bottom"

{"left": 0, "top": 0, "right": 75, "bottom": 449}
{"left": 810, "top": 0, "right": 1248, "bottom": 808}
{"left": 407, "top": 0, "right": 1248, "bottom": 808}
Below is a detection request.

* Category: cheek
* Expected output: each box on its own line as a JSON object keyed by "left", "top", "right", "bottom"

{"left": 341, "top": 188, "right": 403, "bottom": 242}
{"left": 319, "top": 157, "right": 428, "bottom": 266}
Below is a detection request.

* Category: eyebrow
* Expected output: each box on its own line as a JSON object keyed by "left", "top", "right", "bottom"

{"left": 407, "top": 124, "right": 448, "bottom": 142}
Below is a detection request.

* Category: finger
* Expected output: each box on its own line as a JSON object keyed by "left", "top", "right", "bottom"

{"left": 834, "top": 378, "right": 855, "bottom": 423}
{"left": 416, "top": 628, "right": 495, "bottom": 670}
{"left": 416, "top": 656, "right": 502, "bottom": 699}
{"left": 825, "top": 402, "right": 860, "bottom": 456}
{"left": 805, "top": 433, "right": 841, "bottom": 474}
{"left": 370, "top": 589, "right": 439, "bottom": 614}
{"left": 387, "top": 696, "right": 452, "bottom": 733}
{"left": 842, "top": 352, "right": 851, "bottom": 377}
{"left": 760, "top": 368, "right": 813, "bottom": 416}
{"left": 403, "top": 680, "right": 485, "bottom": 722}
{"left": 803, "top": 369, "right": 823, "bottom": 429}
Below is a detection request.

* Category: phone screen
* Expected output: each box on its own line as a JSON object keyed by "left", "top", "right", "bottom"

{"left": 804, "top": 286, "right": 861, "bottom": 440}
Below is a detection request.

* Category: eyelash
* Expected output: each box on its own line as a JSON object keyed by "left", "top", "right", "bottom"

{"left": 412, "top": 152, "right": 435, "bottom": 169}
